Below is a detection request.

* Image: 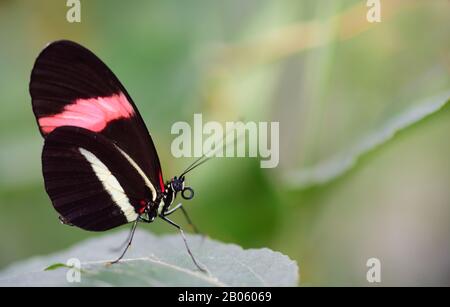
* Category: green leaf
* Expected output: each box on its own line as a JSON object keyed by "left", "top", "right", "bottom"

{"left": 0, "top": 230, "right": 299, "bottom": 287}
{"left": 282, "top": 91, "right": 450, "bottom": 189}
{"left": 43, "top": 263, "right": 71, "bottom": 271}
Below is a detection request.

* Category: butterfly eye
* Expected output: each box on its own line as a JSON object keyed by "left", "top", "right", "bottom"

{"left": 181, "top": 187, "right": 194, "bottom": 200}
{"left": 172, "top": 178, "right": 184, "bottom": 191}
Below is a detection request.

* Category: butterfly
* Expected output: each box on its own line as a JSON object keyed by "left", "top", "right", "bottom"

{"left": 29, "top": 40, "right": 208, "bottom": 271}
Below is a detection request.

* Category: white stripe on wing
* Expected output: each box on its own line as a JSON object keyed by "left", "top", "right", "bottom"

{"left": 78, "top": 147, "right": 139, "bottom": 222}
{"left": 115, "top": 145, "right": 157, "bottom": 201}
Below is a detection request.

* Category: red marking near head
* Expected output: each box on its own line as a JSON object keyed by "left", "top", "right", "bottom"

{"left": 38, "top": 92, "right": 134, "bottom": 134}
{"left": 159, "top": 172, "right": 165, "bottom": 192}
{"left": 139, "top": 200, "right": 147, "bottom": 214}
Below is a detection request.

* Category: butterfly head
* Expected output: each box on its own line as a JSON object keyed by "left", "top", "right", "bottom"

{"left": 170, "top": 176, "right": 194, "bottom": 200}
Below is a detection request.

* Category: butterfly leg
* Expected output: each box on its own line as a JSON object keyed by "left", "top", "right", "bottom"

{"left": 110, "top": 222, "right": 137, "bottom": 252}
{"left": 110, "top": 219, "right": 139, "bottom": 264}
{"left": 159, "top": 214, "right": 207, "bottom": 273}
{"left": 163, "top": 203, "right": 201, "bottom": 235}
{"left": 179, "top": 205, "right": 202, "bottom": 235}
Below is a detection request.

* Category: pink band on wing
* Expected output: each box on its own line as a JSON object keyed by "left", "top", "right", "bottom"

{"left": 39, "top": 92, "right": 134, "bottom": 134}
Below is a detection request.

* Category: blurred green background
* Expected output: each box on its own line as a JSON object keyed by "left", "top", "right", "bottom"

{"left": 0, "top": 0, "right": 449, "bottom": 286}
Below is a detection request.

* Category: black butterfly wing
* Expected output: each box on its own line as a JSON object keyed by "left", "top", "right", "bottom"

{"left": 42, "top": 126, "right": 156, "bottom": 231}
{"left": 30, "top": 40, "right": 165, "bottom": 199}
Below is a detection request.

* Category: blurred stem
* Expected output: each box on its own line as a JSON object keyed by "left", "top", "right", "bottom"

{"left": 300, "top": 0, "right": 340, "bottom": 166}
{"left": 210, "top": 0, "right": 417, "bottom": 73}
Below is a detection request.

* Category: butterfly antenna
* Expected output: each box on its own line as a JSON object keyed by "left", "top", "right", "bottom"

{"left": 179, "top": 124, "right": 244, "bottom": 177}
{"left": 179, "top": 155, "right": 207, "bottom": 177}
{"left": 179, "top": 156, "right": 212, "bottom": 177}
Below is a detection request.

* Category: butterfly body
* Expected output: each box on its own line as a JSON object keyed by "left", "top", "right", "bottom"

{"left": 30, "top": 40, "right": 186, "bottom": 229}
{"left": 30, "top": 40, "right": 205, "bottom": 270}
